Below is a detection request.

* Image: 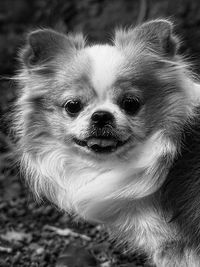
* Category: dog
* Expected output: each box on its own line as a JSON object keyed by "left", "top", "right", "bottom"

{"left": 13, "top": 19, "right": 200, "bottom": 266}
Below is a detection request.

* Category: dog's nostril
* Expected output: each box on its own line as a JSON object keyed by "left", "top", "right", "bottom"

{"left": 91, "top": 111, "right": 114, "bottom": 126}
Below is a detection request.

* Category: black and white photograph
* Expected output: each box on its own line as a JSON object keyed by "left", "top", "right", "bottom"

{"left": 1, "top": 1, "right": 200, "bottom": 266}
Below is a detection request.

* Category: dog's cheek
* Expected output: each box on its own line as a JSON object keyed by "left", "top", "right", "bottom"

{"left": 65, "top": 115, "right": 92, "bottom": 141}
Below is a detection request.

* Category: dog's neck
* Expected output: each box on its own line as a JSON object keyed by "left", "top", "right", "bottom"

{"left": 71, "top": 130, "right": 176, "bottom": 222}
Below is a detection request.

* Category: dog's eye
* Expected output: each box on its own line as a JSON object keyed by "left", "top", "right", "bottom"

{"left": 64, "top": 99, "right": 83, "bottom": 116}
{"left": 120, "top": 97, "right": 141, "bottom": 115}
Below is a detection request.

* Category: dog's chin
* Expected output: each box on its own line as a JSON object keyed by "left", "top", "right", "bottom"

{"left": 73, "top": 135, "right": 131, "bottom": 155}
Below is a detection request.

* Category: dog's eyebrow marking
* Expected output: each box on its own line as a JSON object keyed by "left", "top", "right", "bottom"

{"left": 113, "top": 77, "right": 142, "bottom": 97}
{"left": 71, "top": 75, "right": 97, "bottom": 97}
{"left": 71, "top": 75, "right": 92, "bottom": 90}
{"left": 114, "top": 77, "right": 133, "bottom": 88}
{"left": 74, "top": 74, "right": 90, "bottom": 85}
{"left": 58, "top": 73, "right": 96, "bottom": 104}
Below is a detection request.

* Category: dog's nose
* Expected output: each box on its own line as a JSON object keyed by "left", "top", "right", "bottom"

{"left": 91, "top": 110, "right": 114, "bottom": 127}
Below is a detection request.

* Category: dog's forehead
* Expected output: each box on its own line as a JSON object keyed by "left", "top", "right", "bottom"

{"left": 84, "top": 45, "right": 125, "bottom": 96}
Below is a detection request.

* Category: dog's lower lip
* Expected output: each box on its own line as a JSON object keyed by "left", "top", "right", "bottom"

{"left": 73, "top": 136, "right": 129, "bottom": 153}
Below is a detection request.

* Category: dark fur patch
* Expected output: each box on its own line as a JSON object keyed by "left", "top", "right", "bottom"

{"left": 161, "top": 105, "right": 200, "bottom": 251}
{"left": 115, "top": 57, "right": 186, "bottom": 137}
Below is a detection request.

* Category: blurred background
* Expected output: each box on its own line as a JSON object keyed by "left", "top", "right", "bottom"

{"left": 1, "top": 0, "right": 200, "bottom": 266}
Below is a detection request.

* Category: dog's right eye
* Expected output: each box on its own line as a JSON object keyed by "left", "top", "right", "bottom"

{"left": 64, "top": 99, "right": 83, "bottom": 116}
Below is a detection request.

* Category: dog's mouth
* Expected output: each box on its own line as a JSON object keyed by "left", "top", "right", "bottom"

{"left": 73, "top": 136, "right": 129, "bottom": 154}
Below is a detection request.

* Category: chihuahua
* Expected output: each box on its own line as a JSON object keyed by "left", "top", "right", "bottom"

{"left": 13, "top": 19, "right": 200, "bottom": 266}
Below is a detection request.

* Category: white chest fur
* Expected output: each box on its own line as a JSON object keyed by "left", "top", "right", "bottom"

{"left": 107, "top": 197, "right": 175, "bottom": 256}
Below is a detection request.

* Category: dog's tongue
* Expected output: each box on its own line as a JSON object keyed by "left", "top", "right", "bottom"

{"left": 87, "top": 138, "right": 117, "bottom": 148}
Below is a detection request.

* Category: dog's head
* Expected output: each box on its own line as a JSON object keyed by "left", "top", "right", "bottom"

{"left": 15, "top": 20, "right": 193, "bottom": 222}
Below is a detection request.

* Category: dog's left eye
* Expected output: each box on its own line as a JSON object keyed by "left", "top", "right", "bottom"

{"left": 64, "top": 99, "right": 83, "bottom": 116}
{"left": 120, "top": 97, "right": 141, "bottom": 115}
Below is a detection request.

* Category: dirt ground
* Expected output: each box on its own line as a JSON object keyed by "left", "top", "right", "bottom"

{"left": 1, "top": 0, "right": 200, "bottom": 266}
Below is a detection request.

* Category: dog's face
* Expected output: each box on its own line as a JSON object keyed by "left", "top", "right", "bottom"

{"left": 18, "top": 20, "right": 186, "bottom": 162}
{"left": 51, "top": 45, "right": 146, "bottom": 160}
{"left": 49, "top": 48, "right": 170, "bottom": 161}
{"left": 15, "top": 20, "right": 192, "bottom": 221}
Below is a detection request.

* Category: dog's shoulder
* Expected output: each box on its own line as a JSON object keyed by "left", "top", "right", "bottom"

{"left": 161, "top": 105, "right": 200, "bottom": 250}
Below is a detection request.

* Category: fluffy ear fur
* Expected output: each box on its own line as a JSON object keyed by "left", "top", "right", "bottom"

{"left": 20, "top": 29, "right": 85, "bottom": 69}
{"left": 114, "top": 19, "right": 179, "bottom": 57}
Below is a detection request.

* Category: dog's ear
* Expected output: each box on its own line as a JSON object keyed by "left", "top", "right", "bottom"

{"left": 115, "top": 19, "right": 179, "bottom": 57}
{"left": 21, "top": 29, "right": 85, "bottom": 68}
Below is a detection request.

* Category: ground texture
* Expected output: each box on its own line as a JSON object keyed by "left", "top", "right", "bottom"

{"left": 1, "top": 0, "right": 200, "bottom": 266}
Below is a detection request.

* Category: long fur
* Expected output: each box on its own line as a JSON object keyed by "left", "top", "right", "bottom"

{"left": 161, "top": 106, "right": 200, "bottom": 252}
{"left": 13, "top": 20, "right": 200, "bottom": 266}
